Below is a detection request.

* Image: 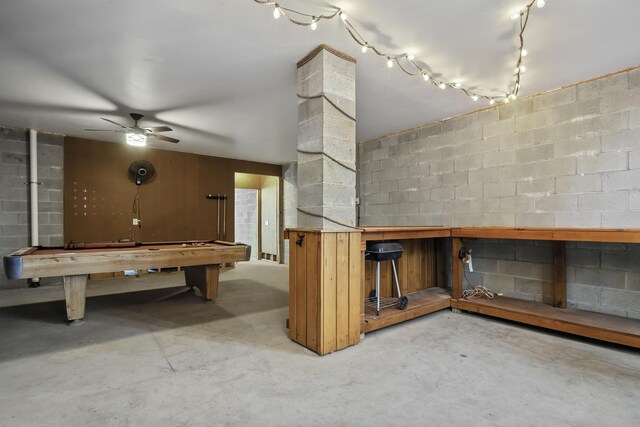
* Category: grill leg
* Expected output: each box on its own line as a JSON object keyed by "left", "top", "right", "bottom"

{"left": 391, "top": 259, "right": 402, "bottom": 298}
{"left": 376, "top": 261, "right": 381, "bottom": 315}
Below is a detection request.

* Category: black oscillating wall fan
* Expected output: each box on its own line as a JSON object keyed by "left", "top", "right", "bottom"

{"left": 128, "top": 160, "right": 156, "bottom": 186}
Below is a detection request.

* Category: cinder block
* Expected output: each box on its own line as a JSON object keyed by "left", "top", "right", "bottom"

{"left": 398, "top": 130, "right": 418, "bottom": 143}
{"left": 454, "top": 156, "right": 482, "bottom": 171}
{"left": 578, "top": 191, "right": 629, "bottom": 211}
{"left": 566, "top": 248, "right": 601, "bottom": 268}
{"left": 556, "top": 174, "right": 601, "bottom": 194}
{"left": 371, "top": 147, "right": 389, "bottom": 161}
{"left": 482, "top": 212, "right": 515, "bottom": 227}
{"left": 442, "top": 171, "right": 468, "bottom": 187}
{"left": 515, "top": 278, "right": 549, "bottom": 297}
{"left": 499, "top": 163, "right": 535, "bottom": 182}
{"left": 481, "top": 273, "right": 516, "bottom": 293}
{"left": 427, "top": 132, "right": 454, "bottom": 150}
{"left": 397, "top": 178, "right": 420, "bottom": 192}
{"left": 417, "top": 123, "right": 442, "bottom": 139}
{"left": 419, "top": 175, "right": 442, "bottom": 189}
{"left": 630, "top": 150, "right": 640, "bottom": 169}
{"left": 602, "top": 169, "right": 640, "bottom": 191}
{"left": 380, "top": 180, "right": 398, "bottom": 193}
{"left": 366, "top": 193, "right": 390, "bottom": 205}
{"left": 515, "top": 144, "right": 554, "bottom": 164}
{"left": 483, "top": 117, "right": 515, "bottom": 138}
{"left": 516, "top": 178, "right": 555, "bottom": 195}
{"left": 534, "top": 87, "right": 577, "bottom": 111}
{"left": 420, "top": 200, "right": 443, "bottom": 214}
{"left": 472, "top": 257, "right": 499, "bottom": 273}
{"left": 600, "top": 87, "right": 640, "bottom": 114}
{"left": 499, "top": 259, "right": 552, "bottom": 280}
{"left": 484, "top": 182, "right": 516, "bottom": 198}
{"left": 535, "top": 157, "right": 576, "bottom": 178}
{"left": 553, "top": 135, "right": 601, "bottom": 157}
{"left": 553, "top": 98, "right": 601, "bottom": 124}
{"left": 444, "top": 143, "right": 468, "bottom": 159}
{"left": 453, "top": 213, "right": 483, "bottom": 226}
{"left": 515, "top": 212, "right": 555, "bottom": 227}
{"left": 467, "top": 108, "right": 499, "bottom": 127}
{"left": 602, "top": 128, "right": 640, "bottom": 152}
{"left": 516, "top": 109, "right": 554, "bottom": 132}
{"left": 469, "top": 168, "right": 499, "bottom": 183}
{"left": 627, "top": 272, "right": 640, "bottom": 291}
{"left": 443, "top": 199, "right": 470, "bottom": 214}
{"left": 566, "top": 283, "right": 601, "bottom": 306}
{"left": 468, "top": 137, "right": 499, "bottom": 155}
{"left": 535, "top": 194, "right": 577, "bottom": 212}
{"left": 483, "top": 150, "right": 515, "bottom": 168}
{"left": 630, "top": 109, "right": 640, "bottom": 128}
{"left": 602, "top": 251, "right": 640, "bottom": 272}
{"left": 516, "top": 245, "right": 553, "bottom": 263}
{"left": 499, "top": 131, "right": 536, "bottom": 151}
{"left": 576, "top": 72, "right": 629, "bottom": 100}
{"left": 600, "top": 288, "right": 640, "bottom": 311}
{"left": 454, "top": 126, "right": 482, "bottom": 143}
{"left": 577, "top": 151, "right": 628, "bottom": 174}
{"left": 442, "top": 116, "right": 468, "bottom": 133}
{"left": 483, "top": 243, "right": 516, "bottom": 260}
{"left": 555, "top": 212, "right": 602, "bottom": 228}
{"left": 499, "top": 196, "right": 534, "bottom": 213}
{"left": 575, "top": 267, "right": 625, "bottom": 289}
{"left": 630, "top": 191, "right": 640, "bottom": 209}
{"left": 430, "top": 160, "right": 454, "bottom": 175}
{"left": 630, "top": 68, "right": 640, "bottom": 88}
{"left": 454, "top": 183, "right": 483, "bottom": 200}
{"left": 499, "top": 98, "right": 534, "bottom": 120}
{"left": 397, "top": 202, "right": 419, "bottom": 215}
{"left": 389, "top": 191, "right": 410, "bottom": 204}
{"left": 471, "top": 198, "right": 500, "bottom": 213}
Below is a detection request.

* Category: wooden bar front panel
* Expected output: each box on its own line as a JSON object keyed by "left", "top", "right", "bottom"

{"left": 287, "top": 230, "right": 361, "bottom": 355}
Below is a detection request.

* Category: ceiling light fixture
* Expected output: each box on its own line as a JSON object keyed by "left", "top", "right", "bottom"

{"left": 126, "top": 132, "right": 147, "bottom": 147}
{"left": 273, "top": 6, "right": 280, "bottom": 19}
{"left": 361, "top": 45, "right": 368, "bottom": 53}
{"left": 387, "top": 58, "right": 394, "bottom": 68}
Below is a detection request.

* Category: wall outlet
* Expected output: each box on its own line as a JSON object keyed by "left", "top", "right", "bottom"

{"left": 264, "top": 220, "right": 269, "bottom": 226}
{"left": 133, "top": 218, "right": 139, "bottom": 226}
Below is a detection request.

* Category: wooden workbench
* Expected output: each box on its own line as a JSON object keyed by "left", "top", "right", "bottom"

{"left": 451, "top": 227, "right": 640, "bottom": 349}
{"left": 286, "top": 226, "right": 640, "bottom": 354}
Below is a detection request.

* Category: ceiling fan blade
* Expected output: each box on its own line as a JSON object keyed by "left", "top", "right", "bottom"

{"left": 144, "top": 126, "right": 173, "bottom": 133}
{"left": 150, "top": 134, "right": 179, "bottom": 143}
{"left": 101, "top": 117, "right": 129, "bottom": 128}
{"left": 84, "top": 128, "right": 113, "bottom": 131}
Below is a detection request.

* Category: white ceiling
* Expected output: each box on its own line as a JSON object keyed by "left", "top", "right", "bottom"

{"left": 0, "top": 0, "right": 639, "bottom": 164}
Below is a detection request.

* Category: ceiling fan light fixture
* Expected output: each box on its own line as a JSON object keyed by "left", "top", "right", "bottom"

{"left": 126, "top": 132, "right": 147, "bottom": 147}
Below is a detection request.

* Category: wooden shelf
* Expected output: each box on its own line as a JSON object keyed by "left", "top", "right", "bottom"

{"left": 360, "top": 226, "right": 450, "bottom": 242}
{"left": 451, "top": 297, "right": 640, "bottom": 348}
{"left": 363, "top": 287, "right": 451, "bottom": 333}
{"left": 452, "top": 227, "right": 640, "bottom": 243}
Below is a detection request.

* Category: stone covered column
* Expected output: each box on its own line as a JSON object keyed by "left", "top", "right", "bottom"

{"left": 296, "top": 44, "right": 356, "bottom": 229}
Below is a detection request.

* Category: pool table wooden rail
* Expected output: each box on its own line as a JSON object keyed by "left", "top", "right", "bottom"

{"left": 4, "top": 241, "right": 251, "bottom": 323}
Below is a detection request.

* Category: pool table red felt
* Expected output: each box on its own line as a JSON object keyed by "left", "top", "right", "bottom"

{"left": 4, "top": 240, "right": 251, "bottom": 323}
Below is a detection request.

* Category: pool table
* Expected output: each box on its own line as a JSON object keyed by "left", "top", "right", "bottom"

{"left": 4, "top": 240, "right": 251, "bottom": 323}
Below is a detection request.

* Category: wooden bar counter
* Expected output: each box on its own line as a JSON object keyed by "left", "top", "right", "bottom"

{"left": 286, "top": 226, "right": 640, "bottom": 354}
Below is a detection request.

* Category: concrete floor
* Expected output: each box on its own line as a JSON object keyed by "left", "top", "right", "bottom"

{"left": 0, "top": 261, "right": 638, "bottom": 426}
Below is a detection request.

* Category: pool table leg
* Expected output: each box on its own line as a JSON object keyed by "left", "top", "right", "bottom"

{"left": 184, "top": 264, "right": 220, "bottom": 301}
{"left": 63, "top": 274, "right": 88, "bottom": 322}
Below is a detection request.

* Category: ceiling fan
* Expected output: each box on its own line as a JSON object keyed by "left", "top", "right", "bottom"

{"left": 84, "top": 113, "right": 179, "bottom": 146}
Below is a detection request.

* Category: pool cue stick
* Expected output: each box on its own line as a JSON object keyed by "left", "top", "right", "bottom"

{"left": 217, "top": 194, "right": 221, "bottom": 240}
{"left": 222, "top": 195, "right": 227, "bottom": 240}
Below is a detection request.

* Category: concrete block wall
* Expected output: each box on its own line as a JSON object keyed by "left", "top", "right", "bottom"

{"left": 0, "top": 126, "right": 64, "bottom": 288}
{"left": 282, "top": 162, "right": 297, "bottom": 265}
{"left": 234, "top": 189, "right": 258, "bottom": 260}
{"left": 358, "top": 67, "right": 640, "bottom": 318}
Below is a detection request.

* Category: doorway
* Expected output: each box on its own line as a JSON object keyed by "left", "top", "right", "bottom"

{"left": 234, "top": 173, "right": 280, "bottom": 262}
